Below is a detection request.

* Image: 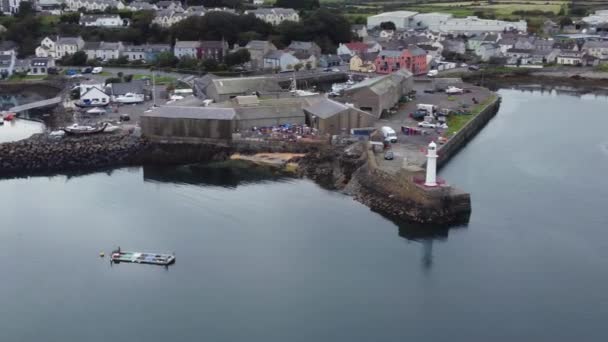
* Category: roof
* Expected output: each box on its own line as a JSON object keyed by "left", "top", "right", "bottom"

{"left": 245, "top": 40, "right": 275, "bottom": 50}
{"left": 128, "top": 1, "right": 157, "bottom": 10}
{"left": 210, "top": 76, "right": 281, "bottom": 95}
{"left": 108, "top": 80, "right": 145, "bottom": 95}
{"left": 57, "top": 36, "right": 82, "bottom": 45}
{"left": 30, "top": 58, "right": 50, "bottom": 66}
{"left": 293, "top": 51, "right": 313, "bottom": 60}
{"left": 247, "top": 8, "right": 297, "bottom": 16}
{"left": 507, "top": 48, "right": 533, "bottom": 54}
{"left": 369, "top": 11, "right": 418, "bottom": 19}
{"left": 145, "top": 106, "right": 237, "bottom": 120}
{"left": 321, "top": 54, "right": 342, "bottom": 62}
{"left": 408, "top": 45, "right": 426, "bottom": 56}
{"left": 0, "top": 40, "right": 17, "bottom": 51}
{"left": 345, "top": 42, "right": 368, "bottom": 51}
{"left": 288, "top": 41, "right": 318, "bottom": 51}
{"left": 80, "top": 14, "right": 121, "bottom": 24}
{"left": 303, "top": 98, "right": 349, "bottom": 119}
{"left": 199, "top": 40, "right": 226, "bottom": 49}
{"left": 378, "top": 50, "right": 403, "bottom": 58}
{"left": 175, "top": 41, "right": 201, "bottom": 49}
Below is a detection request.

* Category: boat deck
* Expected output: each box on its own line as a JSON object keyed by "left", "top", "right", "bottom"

{"left": 111, "top": 250, "right": 175, "bottom": 266}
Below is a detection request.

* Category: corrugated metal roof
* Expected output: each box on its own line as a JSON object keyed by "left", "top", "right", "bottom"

{"left": 145, "top": 106, "right": 237, "bottom": 120}
{"left": 303, "top": 98, "right": 348, "bottom": 119}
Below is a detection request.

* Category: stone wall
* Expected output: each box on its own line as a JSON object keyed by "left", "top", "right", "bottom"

{"left": 437, "top": 96, "right": 501, "bottom": 168}
{"left": 352, "top": 148, "right": 471, "bottom": 224}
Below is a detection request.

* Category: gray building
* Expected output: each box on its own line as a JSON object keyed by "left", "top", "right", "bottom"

{"left": 342, "top": 69, "right": 413, "bottom": 117}
{"left": 174, "top": 40, "right": 200, "bottom": 59}
{"left": 141, "top": 106, "right": 236, "bottom": 142}
{"left": 303, "top": 98, "right": 377, "bottom": 135}
{"left": 244, "top": 40, "right": 277, "bottom": 70}
{"left": 198, "top": 76, "right": 282, "bottom": 102}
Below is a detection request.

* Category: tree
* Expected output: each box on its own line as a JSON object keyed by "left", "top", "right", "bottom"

{"left": 155, "top": 51, "right": 177, "bottom": 67}
{"left": 177, "top": 56, "right": 199, "bottom": 71}
{"left": 60, "top": 13, "right": 81, "bottom": 24}
{"left": 202, "top": 58, "right": 219, "bottom": 71}
{"left": 275, "top": 0, "right": 319, "bottom": 10}
{"left": 305, "top": 62, "right": 312, "bottom": 70}
{"left": 105, "top": 77, "right": 122, "bottom": 85}
{"left": 224, "top": 49, "right": 250, "bottom": 67}
{"left": 16, "top": 1, "right": 35, "bottom": 18}
{"left": 294, "top": 63, "right": 303, "bottom": 71}
{"left": 278, "top": 9, "right": 351, "bottom": 54}
{"left": 559, "top": 16, "right": 573, "bottom": 28}
{"left": 380, "top": 21, "right": 396, "bottom": 31}
{"left": 516, "top": 57, "right": 522, "bottom": 67}
{"left": 71, "top": 51, "right": 88, "bottom": 66}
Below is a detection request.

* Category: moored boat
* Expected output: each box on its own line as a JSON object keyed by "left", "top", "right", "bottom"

{"left": 114, "top": 93, "right": 145, "bottom": 104}
{"left": 111, "top": 247, "right": 175, "bottom": 266}
{"left": 62, "top": 123, "right": 107, "bottom": 135}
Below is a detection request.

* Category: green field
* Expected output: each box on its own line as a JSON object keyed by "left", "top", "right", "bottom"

{"left": 133, "top": 74, "right": 177, "bottom": 85}
{"left": 446, "top": 94, "right": 497, "bottom": 136}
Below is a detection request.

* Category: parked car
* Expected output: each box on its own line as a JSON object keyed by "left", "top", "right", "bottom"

{"left": 331, "top": 68, "right": 340, "bottom": 72}
{"left": 384, "top": 151, "right": 394, "bottom": 160}
{"left": 92, "top": 67, "right": 103, "bottom": 74}
{"left": 418, "top": 121, "right": 437, "bottom": 129}
{"left": 445, "top": 86, "right": 464, "bottom": 95}
{"left": 468, "top": 65, "right": 480, "bottom": 71}
{"left": 119, "top": 114, "right": 131, "bottom": 122}
{"left": 423, "top": 89, "right": 436, "bottom": 94}
{"left": 427, "top": 70, "right": 438, "bottom": 77}
{"left": 82, "top": 67, "right": 93, "bottom": 74}
{"left": 323, "top": 68, "right": 332, "bottom": 72}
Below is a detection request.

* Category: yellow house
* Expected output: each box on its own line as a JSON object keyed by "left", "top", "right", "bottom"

{"left": 349, "top": 55, "right": 376, "bottom": 73}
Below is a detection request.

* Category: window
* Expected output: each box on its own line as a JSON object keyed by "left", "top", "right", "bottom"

{"left": 33, "top": 68, "right": 37, "bottom": 73}
{"left": 41, "top": 68, "right": 46, "bottom": 73}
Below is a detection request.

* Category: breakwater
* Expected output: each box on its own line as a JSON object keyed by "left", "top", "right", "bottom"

{"left": 437, "top": 96, "right": 501, "bottom": 168}
{"left": 0, "top": 133, "right": 324, "bottom": 178}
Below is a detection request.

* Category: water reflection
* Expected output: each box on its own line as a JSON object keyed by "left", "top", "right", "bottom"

{"left": 143, "top": 162, "right": 291, "bottom": 188}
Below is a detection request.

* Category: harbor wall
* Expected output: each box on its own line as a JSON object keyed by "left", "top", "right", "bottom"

{"left": 437, "top": 95, "right": 501, "bottom": 169}
{"left": 351, "top": 147, "right": 471, "bottom": 224}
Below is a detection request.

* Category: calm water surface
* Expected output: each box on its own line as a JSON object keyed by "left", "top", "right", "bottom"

{"left": 1, "top": 89, "right": 607, "bottom": 341}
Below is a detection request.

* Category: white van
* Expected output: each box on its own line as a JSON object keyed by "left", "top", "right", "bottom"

{"left": 92, "top": 67, "right": 103, "bottom": 74}
{"left": 427, "top": 70, "right": 438, "bottom": 77}
{"left": 381, "top": 126, "right": 398, "bottom": 143}
{"left": 417, "top": 104, "right": 437, "bottom": 114}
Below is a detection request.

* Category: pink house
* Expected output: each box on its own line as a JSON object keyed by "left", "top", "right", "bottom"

{"left": 374, "top": 46, "right": 427, "bottom": 75}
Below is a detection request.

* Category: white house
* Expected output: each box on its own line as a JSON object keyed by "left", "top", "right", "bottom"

{"left": 2, "top": 0, "right": 25, "bottom": 15}
{"left": 152, "top": 10, "right": 191, "bottom": 28}
{"left": 36, "top": 36, "right": 85, "bottom": 59}
{"left": 80, "top": 86, "right": 110, "bottom": 106}
{"left": 28, "top": 57, "right": 55, "bottom": 76}
{"left": 174, "top": 40, "right": 200, "bottom": 59}
{"left": 84, "top": 41, "right": 124, "bottom": 61}
{"left": 556, "top": 51, "right": 583, "bottom": 65}
{"left": 125, "top": 1, "right": 157, "bottom": 11}
{"left": 263, "top": 51, "right": 300, "bottom": 72}
{"left": 80, "top": 14, "right": 127, "bottom": 28}
{"left": 0, "top": 54, "right": 15, "bottom": 77}
{"left": 253, "top": 0, "right": 264, "bottom": 5}
{"left": 244, "top": 8, "right": 299, "bottom": 26}
{"left": 65, "top": 0, "right": 125, "bottom": 12}
{"left": 156, "top": 1, "right": 184, "bottom": 12}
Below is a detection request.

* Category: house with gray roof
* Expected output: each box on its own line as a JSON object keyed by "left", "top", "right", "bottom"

{"left": 80, "top": 14, "right": 128, "bottom": 28}
{"left": 123, "top": 43, "right": 171, "bottom": 63}
{"left": 84, "top": 41, "right": 123, "bottom": 61}
{"left": 263, "top": 50, "right": 300, "bottom": 72}
{"left": 35, "top": 36, "right": 84, "bottom": 59}
{"left": 287, "top": 41, "right": 322, "bottom": 58}
{"left": 244, "top": 8, "right": 299, "bottom": 25}
{"left": 0, "top": 54, "right": 15, "bottom": 77}
{"left": 125, "top": 1, "right": 157, "bottom": 11}
{"left": 200, "top": 76, "right": 282, "bottom": 102}
{"left": 243, "top": 40, "right": 277, "bottom": 70}
{"left": 65, "top": 0, "right": 125, "bottom": 12}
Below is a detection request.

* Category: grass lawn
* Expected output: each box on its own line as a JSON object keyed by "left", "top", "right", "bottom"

{"left": 7, "top": 74, "right": 47, "bottom": 81}
{"left": 133, "top": 74, "right": 177, "bottom": 85}
{"left": 446, "top": 94, "right": 497, "bottom": 136}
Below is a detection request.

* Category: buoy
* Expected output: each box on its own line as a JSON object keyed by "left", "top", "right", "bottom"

{"left": 100, "top": 252, "right": 105, "bottom": 257}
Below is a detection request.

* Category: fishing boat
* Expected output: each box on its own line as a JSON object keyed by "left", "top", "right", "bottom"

{"left": 114, "top": 93, "right": 144, "bottom": 104}
{"left": 111, "top": 247, "right": 175, "bottom": 266}
{"left": 2, "top": 112, "right": 15, "bottom": 121}
{"left": 62, "top": 123, "right": 107, "bottom": 135}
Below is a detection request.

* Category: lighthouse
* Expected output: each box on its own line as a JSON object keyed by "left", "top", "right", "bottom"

{"left": 425, "top": 141, "right": 438, "bottom": 187}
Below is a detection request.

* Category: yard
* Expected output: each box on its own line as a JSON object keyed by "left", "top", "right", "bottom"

{"left": 133, "top": 74, "right": 177, "bottom": 85}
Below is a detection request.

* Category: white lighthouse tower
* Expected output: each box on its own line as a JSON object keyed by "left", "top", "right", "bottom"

{"left": 425, "top": 141, "right": 438, "bottom": 187}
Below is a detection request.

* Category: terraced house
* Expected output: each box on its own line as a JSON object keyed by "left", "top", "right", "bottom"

{"left": 374, "top": 46, "right": 427, "bottom": 75}
{"left": 244, "top": 8, "right": 299, "bottom": 26}
{"left": 35, "top": 36, "right": 85, "bottom": 59}
{"left": 65, "top": 0, "right": 125, "bottom": 11}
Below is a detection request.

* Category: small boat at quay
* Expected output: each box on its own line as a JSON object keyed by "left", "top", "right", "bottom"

{"left": 111, "top": 247, "right": 175, "bottom": 266}
{"left": 62, "top": 123, "right": 107, "bottom": 135}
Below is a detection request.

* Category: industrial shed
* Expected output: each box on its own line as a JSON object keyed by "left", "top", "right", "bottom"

{"left": 303, "top": 98, "right": 377, "bottom": 135}
{"left": 197, "top": 76, "right": 282, "bottom": 102}
{"left": 141, "top": 106, "right": 236, "bottom": 142}
{"left": 341, "top": 69, "right": 413, "bottom": 118}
